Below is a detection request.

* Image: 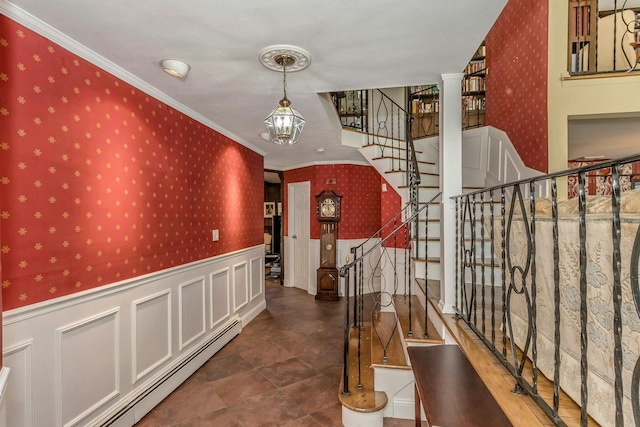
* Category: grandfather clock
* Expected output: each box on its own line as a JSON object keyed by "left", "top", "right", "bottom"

{"left": 315, "top": 190, "right": 342, "bottom": 301}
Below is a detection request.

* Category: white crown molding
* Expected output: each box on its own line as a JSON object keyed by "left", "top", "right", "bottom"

{"left": 277, "top": 159, "right": 371, "bottom": 171}
{"left": 0, "top": 0, "right": 266, "bottom": 157}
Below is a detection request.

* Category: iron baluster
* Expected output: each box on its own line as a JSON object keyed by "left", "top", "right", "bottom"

{"left": 578, "top": 170, "right": 588, "bottom": 427}
{"left": 490, "top": 189, "right": 496, "bottom": 348}
{"left": 529, "top": 181, "right": 538, "bottom": 395}
{"left": 611, "top": 164, "right": 624, "bottom": 427}
{"left": 551, "top": 177, "right": 561, "bottom": 417}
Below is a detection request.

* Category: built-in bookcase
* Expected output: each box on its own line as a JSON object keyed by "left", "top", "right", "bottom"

{"left": 462, "top": 42, "right": 486, "bottom": 130}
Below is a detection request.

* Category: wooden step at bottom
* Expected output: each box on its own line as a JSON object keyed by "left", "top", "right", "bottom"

{"left": 370, "top": 311, "right": 410, "bottom": 368}
{"left": 338, "top": 323, "right": 388, "bottom": 413}
{"left": 394, "top": 294, "right": 444, "bottom": 344}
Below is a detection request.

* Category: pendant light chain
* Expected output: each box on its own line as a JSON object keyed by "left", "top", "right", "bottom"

{"left": 282, "top": 56, "right": 288, "bottom": 101}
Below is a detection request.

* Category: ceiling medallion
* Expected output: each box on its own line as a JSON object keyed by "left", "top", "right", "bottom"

{"left": 259, "top": 45, "right": 311, "bottom": 72}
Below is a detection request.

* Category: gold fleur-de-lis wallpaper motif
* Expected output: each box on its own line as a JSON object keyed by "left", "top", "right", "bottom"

{"left": 0, "top": 16, "right": 264, "bottom": 310}
{"left": 485, "top": 0, "right": 549, "bottom": 173}
{"left": 283, "top": 164, "right": 402, "bottom": 245}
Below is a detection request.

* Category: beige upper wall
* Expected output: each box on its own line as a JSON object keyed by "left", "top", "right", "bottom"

{"left": 547, "top": 0, "right": 640, "bottom": 177}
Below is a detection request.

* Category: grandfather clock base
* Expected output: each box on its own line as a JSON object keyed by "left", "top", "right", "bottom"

{"left": 316, "top": 267, "right": 339, "bottom": 301}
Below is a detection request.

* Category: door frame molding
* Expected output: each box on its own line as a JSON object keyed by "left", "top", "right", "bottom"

{"left": 286, "top": 181, "right": 311, "bottom": 293}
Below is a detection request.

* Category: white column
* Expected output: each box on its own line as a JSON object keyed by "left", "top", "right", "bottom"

{"left": 439, "top": 73, "right": 463, "bottom": 314}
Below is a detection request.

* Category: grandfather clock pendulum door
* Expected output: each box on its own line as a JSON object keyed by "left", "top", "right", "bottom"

{"left": 315, "top": 190, "right": 341, "bottom": 301}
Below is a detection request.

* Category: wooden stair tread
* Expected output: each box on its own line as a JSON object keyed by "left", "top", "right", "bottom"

{"left": 338, "top": 323, "right": 389, "bottom": 413}
{"left": 339, "top": 387, "right": 388, "bottom": 413}
{"left": 413, "top": 256, "right": 441, "bottom": 263}
{"left": 398, "top": 184, "right": 439, "bottom": 189}
{"left": 394, "top": 294, "right": 444, "bottom": 344}
{"left": 370, "top": 311, "right": 409, "bottom": 368}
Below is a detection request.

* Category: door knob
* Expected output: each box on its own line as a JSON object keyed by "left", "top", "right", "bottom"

{"left": 292, "top": 235, "right": 297, "bottom": 239}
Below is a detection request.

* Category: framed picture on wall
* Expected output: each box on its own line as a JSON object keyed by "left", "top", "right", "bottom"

{"left": 264, "top": 202, "right": 275, "bottom": 218}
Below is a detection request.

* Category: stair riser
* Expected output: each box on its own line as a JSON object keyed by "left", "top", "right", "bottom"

{"left": 417, "top": 221, "right": 440, "bottom": 238}
{"left": 413, "top": 261, "right": 441, "bottom": 281}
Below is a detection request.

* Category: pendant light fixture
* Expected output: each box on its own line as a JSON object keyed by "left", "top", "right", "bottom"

{"left": 260, "top": 45, "right": 311, "bottom": 146}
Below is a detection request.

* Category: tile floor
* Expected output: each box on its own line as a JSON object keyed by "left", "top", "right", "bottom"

{"left": 135, "top": 278, "right": 420, "bottom": 427}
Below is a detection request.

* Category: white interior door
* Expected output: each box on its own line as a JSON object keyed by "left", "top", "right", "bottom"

{"left": 288, "top": 182, "right": 310, "bottom": 292}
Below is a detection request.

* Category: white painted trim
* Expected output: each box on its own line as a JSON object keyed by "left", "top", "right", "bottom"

{"left": 0, "top": 0, "right": 265, "bottom": 158}
{"left": 249, "top": 256, "right": 264, "bottom": 302}
{"left": 3, "top": 244, "right": 264, "bottom": 324}
{"left": 177, "top": 277, "right": 207, "bottom": 352}
{"left": 102, "top": 321, "right": 242, "bottom": 427}
{"left": 55, "top": 308, "right": 121, "bottom": 427}
{"left": 240, "top": 299, "right": 267, "bottom": 328}
{"left": 0, "top": 367, "right": 10, "bottom": 427}
{"left": 2, "top": 341, "right": 33, "bottom": 427}
{"left": 209, "top": 267, "right": 231, "bottom": 330}
{"left": 342, "top": 406, "right": 383, "bottom": 427}
{"left": 131, "top": 290, "right": 172, "bottom": 383}
{"left": 3, "top": 245, "right": 264, "bottom": 427}
{"left": 232, "top": 261, "right": 249, "bottom": 312}
{"left": 393, "top": 397, "right": 418, "bottom": 420}
{"left": 280, "top": 159, "right": 371, "bottom": 171}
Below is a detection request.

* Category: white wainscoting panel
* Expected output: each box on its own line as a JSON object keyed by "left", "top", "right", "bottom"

{"left": 2, "top": 245, "right": 265, "bottom": 427}
{"left": 249, "top": 256, "right": 263, "bottom": 301}
{"left": 132, "top": 290, "right": 171, "bottom": 383}
{"left": 56, "top": 308, "right": 120, "bottom": 427}
{"left": 462, "top": 133, "right": 484, "bottom": 172}
{"left": 178, "top": 278, "right": 206, "bottom": 351}
{"left": 3, "top": 341, "right": 33, "bottom": 427}
{"left": 487, "top": 135, "right": 503, "bottom": 184}
{"left": 209, "top": 268, "right": 230, "bottom": 330}
{"left": 0, "top": 366, "right": 10, "bottom": 427}
{"left": 233, "top": 261, "right": 248, "bottom": 312}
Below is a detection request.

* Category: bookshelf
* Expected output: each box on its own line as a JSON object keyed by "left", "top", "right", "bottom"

{"left": 462, "top": 42, "right": 486, "bottom": 130}
{"left": 332, "top": 90, "right": 367, "bottom": 131}
{"left": 409, "top": 84, "right": 440, "bottom": 139}
{"left": 408, "top": 42, "right": 486, "bottom": 138}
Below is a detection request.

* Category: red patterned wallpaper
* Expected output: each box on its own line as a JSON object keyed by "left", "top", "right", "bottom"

{"left": 485, "top": 0, "right": 549, "bottom": 172}
{"left": 380, "top": 176, "right": 402, "bottom": 229}
{"left": 283, "top": 164, "right": 398, "bottom": 240}
{"left": 0, "top": 16, "right": 264, "bottom": 310}
{"left": 380, "top": 176, "right": 407, "bottom": 248}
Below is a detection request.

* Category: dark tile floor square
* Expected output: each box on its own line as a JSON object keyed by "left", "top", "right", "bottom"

{"left": 135, "top": 278, "right": 416, "bottom": 426}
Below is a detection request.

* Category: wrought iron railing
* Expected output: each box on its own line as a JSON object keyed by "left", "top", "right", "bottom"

{"left": 569, "top": 0, "right": 640, "bottom": 74}
{"left": 454, "top": 154, "right": 640, "bottom": 426}
{"left": 340, "top": 191, "right": 442, "bottom": 396}
{"left": 335, "top": 84, "right": 434, "bottom": 397}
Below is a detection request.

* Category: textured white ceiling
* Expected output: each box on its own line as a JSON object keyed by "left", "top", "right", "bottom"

{"left": 3, "top": 0, "right": 508, "bottom": 169}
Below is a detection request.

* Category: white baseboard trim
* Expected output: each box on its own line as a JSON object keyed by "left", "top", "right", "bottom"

{"left": 240, "top": 299, "right": 267, "bottom": 328}
{"left": 392, "top": 397, "right": 416, "bottom": 420}
{"left": 94, "top": 321, "right": 242, "bottom": 427}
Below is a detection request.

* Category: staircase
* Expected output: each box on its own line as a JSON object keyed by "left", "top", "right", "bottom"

{"left": 337, "top": 92, "right": 543, "bottom": 425}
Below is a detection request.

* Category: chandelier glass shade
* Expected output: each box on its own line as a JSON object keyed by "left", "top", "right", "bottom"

{"left": 263, "top": 54, "right": 305, "bottom": 145}
{"left": 264, "top": 99, "right": 305, "bottom": 145}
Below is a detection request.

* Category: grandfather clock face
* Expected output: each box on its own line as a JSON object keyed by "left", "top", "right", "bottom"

{"left": 316, "top": 190, "right": 341, "bottom": 222}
